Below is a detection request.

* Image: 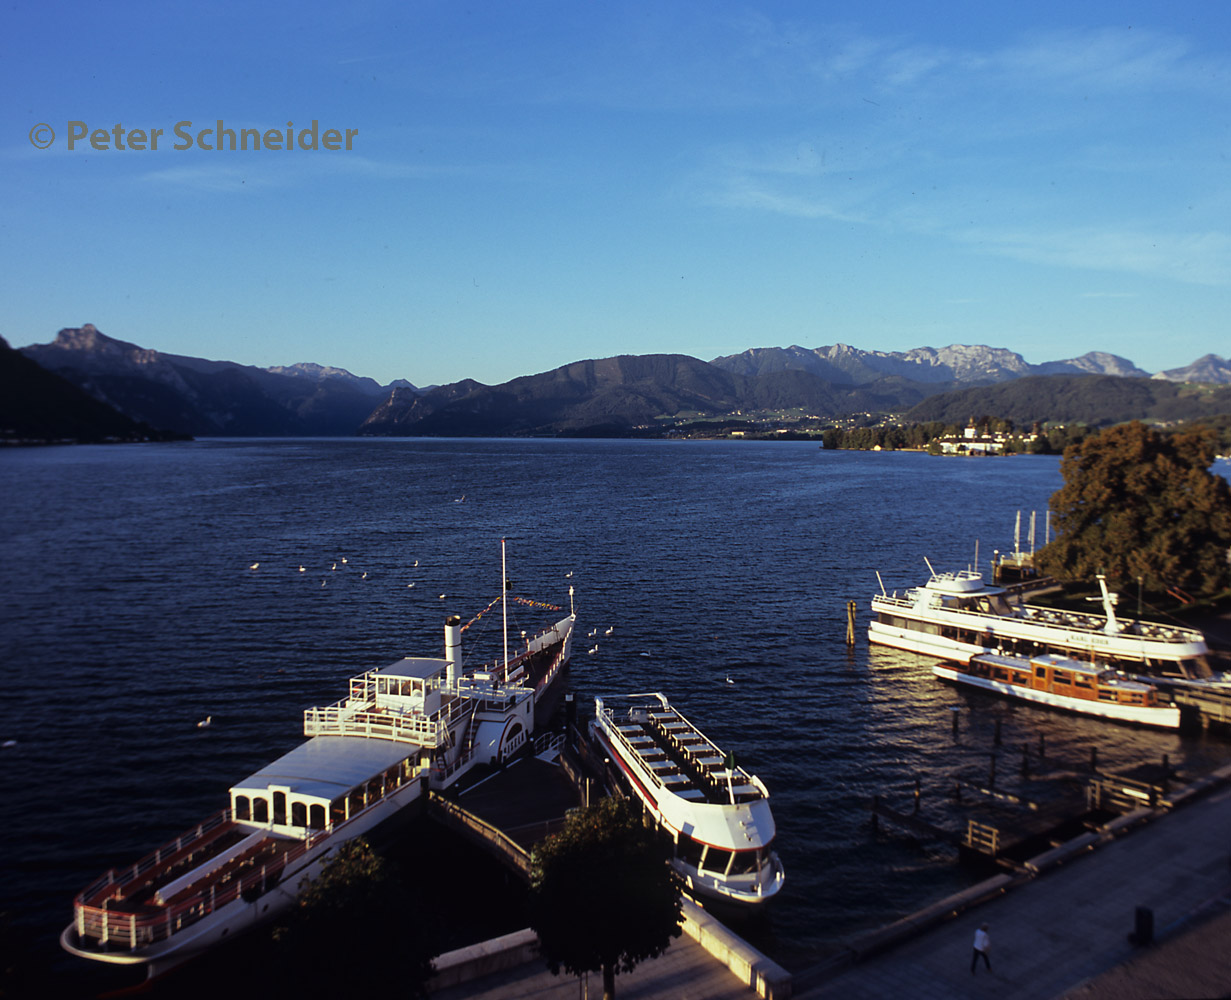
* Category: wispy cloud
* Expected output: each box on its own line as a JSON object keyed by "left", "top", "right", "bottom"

{"left": 694, "top": 22, "right": 1231, "bottom": 287}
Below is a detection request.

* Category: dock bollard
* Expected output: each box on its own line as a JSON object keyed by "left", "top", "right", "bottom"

{"left": 1129, "top": 906, "right": 1154, "bottom": 947}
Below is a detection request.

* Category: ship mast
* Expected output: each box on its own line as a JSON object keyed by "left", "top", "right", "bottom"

{"left": 502, "top": 537, "right": 509, "bottom": 682}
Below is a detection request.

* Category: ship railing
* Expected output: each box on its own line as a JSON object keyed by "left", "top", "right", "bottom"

{"left": 304, "top": 704, "right": 449, "bottom": 745}
{"left": 74, "top": 809, "right": 234, "bottom": 906}
{"left": 873, "top": 594, "right": 1203, "bottom": 643}
{"left": 432, "top": 745, "right": 477, "bottom": 784}
{"left": 73, "top": 825, "right": 325, "bottom": 952}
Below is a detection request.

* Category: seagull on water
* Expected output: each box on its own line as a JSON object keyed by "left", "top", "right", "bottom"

{"left": 588, "top": 644, "right": 598, "bottom": 655}
{"left": 724, "top": 676, "right": 736, "bottom": 685}
{"left": 341, "top": 557, "right": 348, "bottom": 564}
{"left": 362, "top": 571, "right": 368, "bottom": 579}
{"left": 565, "top": 571, "right": 573, "bottom": 578}
{"left": 407, "top": 582, "right": 415, "bottom": 588}
{"left": 298, "top": 565, "right": 306, "bottom": 573}
{"left": 605, "top": 627, "right": 614, "bottom": 635}
{"left": 197, "top": 716, "right": 212, "bottom": 728}
{"left": 249, "top": 562, "right": 260, "bottom": 571}
{"left": 331, "top": 563, "right": 337, "bottom": 571}
{"left": 439, "top": 593, "right": 447, "bottom": 600}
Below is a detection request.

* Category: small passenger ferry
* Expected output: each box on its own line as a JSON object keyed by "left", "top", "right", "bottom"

{"left": 870, "top": 565, "right": 1208, "bottom": 676}
{"left": 934, "top": 652, "right": 1181, "bottom": 728}
{"left": 590, "top": 692, "right": 784, "bottom": 910}
{"left": 61, "top": 599, "right": 574, "bottom": 978}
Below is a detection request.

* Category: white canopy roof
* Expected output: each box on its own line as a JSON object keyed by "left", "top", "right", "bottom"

{"left": 377, "top": 656, "right": 448, "bottom": 679}
{"left": 230, "top": 736, "right": 417, "bottom": 803}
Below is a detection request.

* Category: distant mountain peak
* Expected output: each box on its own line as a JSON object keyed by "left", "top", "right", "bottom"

{"left": 1152, "top": 354, "right": 1231, "bottom": 384}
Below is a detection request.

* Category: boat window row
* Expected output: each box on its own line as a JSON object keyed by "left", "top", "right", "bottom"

{"left": 231, "top": 760, "right": 415, "bottom": 833}
{"left": 675, "top": 833, "right": 769, "bottom": 878}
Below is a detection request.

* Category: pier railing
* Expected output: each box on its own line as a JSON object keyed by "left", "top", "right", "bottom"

{"left": 427, "top": 795, "right": 533, "bottom": 878}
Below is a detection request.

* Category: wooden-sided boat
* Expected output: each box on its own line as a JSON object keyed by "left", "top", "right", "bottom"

{"left": 933, "top": 651, "right": 1181, "bottom": 728}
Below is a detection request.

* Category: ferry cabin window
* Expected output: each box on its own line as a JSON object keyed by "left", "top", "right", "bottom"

{"left": 701, "top": 847, "right": 732, "bottom": 875}
{"left": 253, "top": 798, "right": 269, "bottom": 823}
{"left": 1035, "top": 666, "right": 1047, "bottom": 679}
{"left": 291, "top": 801, "right": 307, "bottom": 827}
{"left": 677, "top": 834, "right": 705, "bottom": 868}
{"left": 330, "top": 798, "right": 346, "bottom": 825}
{"left": 234, "top": 795, "right": 251, "bottom": 821}
{"left": 273, "top": 792, "right": 287, "bottom": 825}
{"left": 309, "top": 804, "right": 326, "bottom": 830}
{"left": 729, "top": 849, "right": 761, "bottom": 876}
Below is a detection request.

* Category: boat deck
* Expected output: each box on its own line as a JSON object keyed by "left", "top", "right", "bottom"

{"left": 606, "top": 700, "right": 763, "bottom": 805}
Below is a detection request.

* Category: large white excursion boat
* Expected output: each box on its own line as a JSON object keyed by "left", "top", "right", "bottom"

{"left": 934, "top": 652, "right": 1182, "bottom": 729}
{"left": 869, "top": 564, "right": 1209, "bottom": 676}
{"left": 590, "top": 692, "right": 784, "bottom": 910}
{"left": 61, "top": 598, "right": 574, "bottom": 979}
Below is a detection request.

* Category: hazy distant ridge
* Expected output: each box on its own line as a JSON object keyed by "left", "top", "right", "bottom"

{"left": 710, "top": 343, "right": 1151, "bottom": 384}
{"left": 14, "top": 324, "right": 1231, "bottom": 438}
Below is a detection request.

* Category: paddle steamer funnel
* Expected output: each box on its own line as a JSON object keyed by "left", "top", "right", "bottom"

{"left": 445, "top": 615, "right": 462, "bottom": 684}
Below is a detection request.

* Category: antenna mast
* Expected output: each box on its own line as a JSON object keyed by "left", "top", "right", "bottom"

{"left": 501, "top": 538, "right": 509, "bottom": 682}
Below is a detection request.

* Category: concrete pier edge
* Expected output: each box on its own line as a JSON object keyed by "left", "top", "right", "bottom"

{"left": 425, "top": 898, "right": 793, "bottom": 997}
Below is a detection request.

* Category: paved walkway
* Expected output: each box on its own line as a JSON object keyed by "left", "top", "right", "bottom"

{"left": 433, "top": 780, "right": 1231, "bottom": 999}
{"left": 796, "top": 784, "right": 1231, "bottom": 1000}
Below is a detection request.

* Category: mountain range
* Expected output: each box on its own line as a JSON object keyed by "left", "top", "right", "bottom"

{"left": 9, "top": 324, "right": 1231, "bottom": 441}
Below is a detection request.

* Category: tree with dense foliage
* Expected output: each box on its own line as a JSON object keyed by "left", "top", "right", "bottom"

{"left": 269, "top": 839, "right": 434, "bottom": 999}
{"left": 1034, "top": 422, "right": 1231, "bottom": 599}
{"left": 528, "top": 796, "right": 682, "bottom": 1000}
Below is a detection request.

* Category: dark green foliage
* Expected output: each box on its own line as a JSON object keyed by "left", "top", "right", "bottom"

{"left": 268, "top": 839, "right": 434, "bottom": 999}
{"left": 823, "top": 421, "right": 953, "bottom": 450}
{"left": 529, "top": 797, "right": 682, "bottom": 999}
{"left": 1034, "top": 422, "right": 1231, "bottom": 598}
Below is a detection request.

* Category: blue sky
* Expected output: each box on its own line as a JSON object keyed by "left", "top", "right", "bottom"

{"left": 3, "top": 2, "right": 1229, "bottom": 387}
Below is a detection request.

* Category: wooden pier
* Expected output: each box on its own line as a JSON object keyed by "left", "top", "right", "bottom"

{"left": 867, "top": 749, "right": 1176, "bottom": 869}
{"left": 423, "top": 748, "right": 586, "bottom": 881}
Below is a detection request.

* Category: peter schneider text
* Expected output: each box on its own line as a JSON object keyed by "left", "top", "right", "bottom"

{"left": 62, "top": 120, "right": 358, "bottom": 151}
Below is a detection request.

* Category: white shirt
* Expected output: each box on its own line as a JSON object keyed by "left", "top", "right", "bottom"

{"left": 974, "top": 928, "right": 990, "bottom": 952}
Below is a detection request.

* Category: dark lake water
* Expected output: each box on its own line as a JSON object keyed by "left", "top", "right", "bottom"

{"left": 3, "top": 438, "right": 1229, "bottom": 990}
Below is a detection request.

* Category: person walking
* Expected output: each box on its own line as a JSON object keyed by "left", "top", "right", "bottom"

{"left": 971, "top": 923, "right": 992, "bottom": 974}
